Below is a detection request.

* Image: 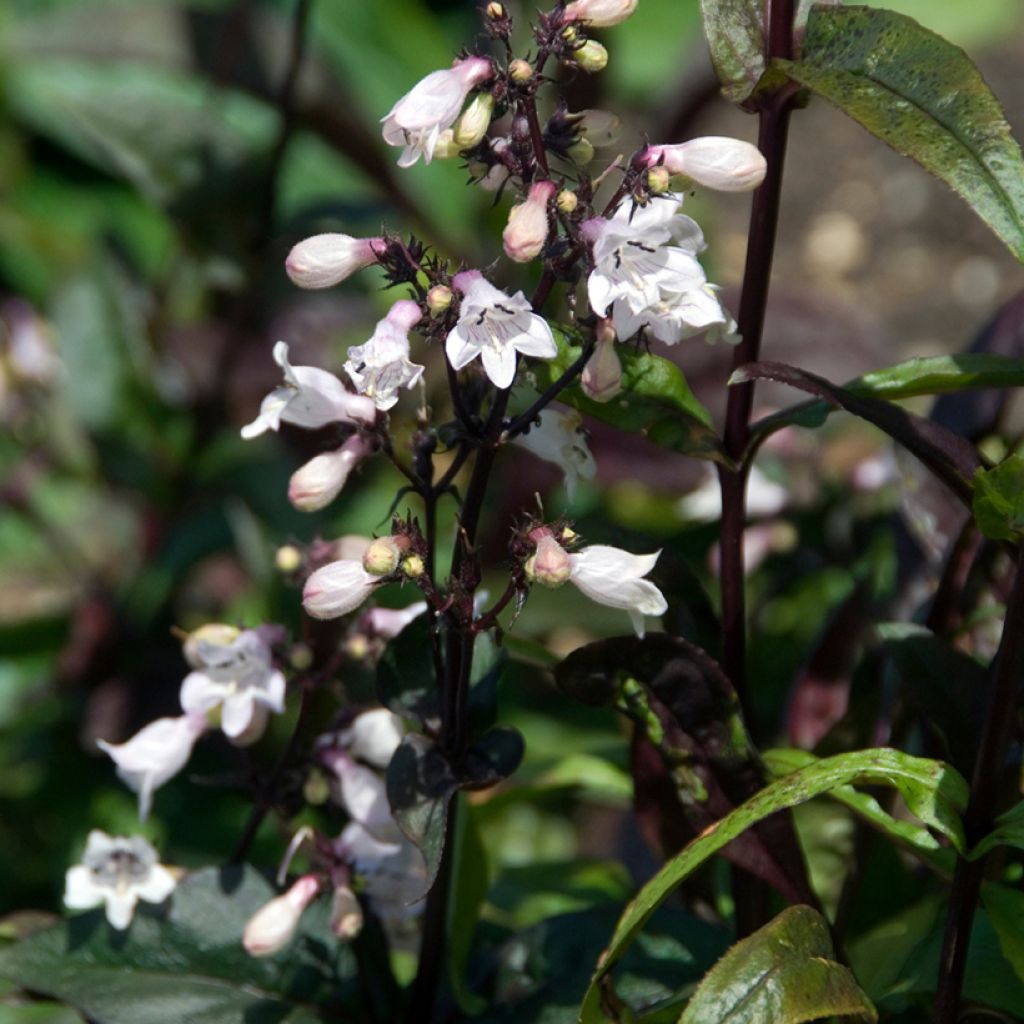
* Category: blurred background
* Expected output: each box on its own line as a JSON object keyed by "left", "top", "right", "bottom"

{"left": 2, "top": 0, "right": 1023, "bottom": 927}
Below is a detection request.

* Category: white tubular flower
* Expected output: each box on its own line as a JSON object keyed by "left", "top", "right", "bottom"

{"left": 241, "top": 342, "right": 376, "bottom": 440}
{"left": 446, "top": 270, "right": 557, "bottom": 389}
{"left": 330, "top": 885, "right": 364, "bottom": 940}
{"left": 502, "top": 180, "right": 556, "bottom": 263}
{"left": 289, "top": 434, "right": 375, "bottom": 513}
{"left": 581, "top": 320, "right": 622, "bottom": 402}
{"left": 98, "top": 714, "right": 207, "bottom": 821}
{"left": 613, "top": 280, "right": 735, "bottom": 347}
{"left": 511, "top": 407, "right": 596, "bottom": 501}
{"left": 568, "top": 545, "right": 667, "bottom": 637}
{"left": 344, "top": 300, "right": 425, "bottom": 410}
{"left": 643, "top": 137, "right": 767, "bottom": 192}
{"left": 64, "top": 832, "right": 177, "bottom": 930}
{"left": 323, "top": 749, "right": 402, "bottom": 842}
{"left": 381, "top": 57, "right": 493, "bottom": 167}
{"left": 303, "top": 559, "right": 382, "bottom": 620}
{"left": 242, "top": 875, "right": 320, "bottom": 957}
{"left": 285, "top": 233, "right": 384, "bottom": 289}
{"left": 337, "top": 821, "right": 428, "bottom": 914}
{"left": 338, "top": 709, "right": 406, "bottom": 769}
{"left": 179, "top": 629, "right": 286, "bottom": 745}
{"left": 563, "top": 0, "right": 638, "bottom": 27}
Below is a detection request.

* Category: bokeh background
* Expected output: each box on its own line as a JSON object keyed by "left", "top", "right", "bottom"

{"left": 2, "top": 0, "right": 1023, "bottom": 928}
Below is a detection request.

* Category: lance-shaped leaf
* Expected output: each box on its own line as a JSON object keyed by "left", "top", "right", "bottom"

{"left": 973, "top": 455, "right": 1024, "bottom": 541}
{"left": 679, "top": 905, "right": 876, "bottom": 1024}
{"left": 971, "top": 798, "right": 1024, "bottom": 860}
{"left": 556, "top": 634, "right": 816, "bottom": 906}
{"left": 539, "top": 332, "right": 730, "bottom": 467}
{"left": 981, "top": 883, "right": 1024, "bottom": 986}
{"left": 577, "top": 748, "right": 967, "bottom": 1023}
{"left": 775, "top": 6, "right": 1024, "bottom": 260}
{"left": 733, "top": 361, "right": 981, "bottom": 506}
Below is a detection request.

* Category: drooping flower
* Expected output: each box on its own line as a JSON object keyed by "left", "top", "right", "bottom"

{"left": 64, "top": 831, "right": 177, "bottom": 929}
{"left": 285, "top": 234, "right": 384, "bottom": 289}
{"left": 381, "top": 57, "right": 493, "bottom": 167}
{"left": 242, "top": 875, "right": 321, "bottom": 957}
{"left": 568, "top": 545, "right": 667, "bottom": 636}
{"left": 525, "top": 533, "right": 573, "bottom": 587}
{"left": 511, "top": 406, "right": 596, "bottom": 501}
{"left": 502, "top": 180, "right": 556, "bottom": 263}
{"left": 642, "top": 137, "right": 767, "bottom": 192}
{"left": 445, "top": 270, "right": 556, "bottom": 389}
{"left": 344, "top": 300, "right": 425, "bottom": 410}
{"left": 241, "top": 342, "right": 376, "bottom": 440}
{"left": 303, "top": 560, "right": 383, "bottom": 620}
{"left": 98, "top": 713, "right": 207, "bottom": 821}
{"left": 563, "top": 0, "right": 638, "bottom": 27}
{"left": 179, "top": 629, "right": 286, "bottom": 745}
{"left": 322, "top": 747, "right": 403, "bottom": 842}
{"left": 580, "top": 319, "right": 622, "bottom": 402}
{"left": 289, "top": 434, "right": 376, "bottom": 512}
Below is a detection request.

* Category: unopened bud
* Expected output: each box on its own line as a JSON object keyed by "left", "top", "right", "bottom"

{"left": 288, "top": 435, "right": 373, "bottom": 513}
{"left": 455, "top": 93, "right": 494, "bottom": 148}
{"left": 581, "top": 321, "right": 622, "bottom": 402}
{"left": 330, "top": 886, "right": 364, "bottom": 940}
{"left": 556, "top": 189, "right": 578, "bottom": 215}
{"left": 363, "top": 537, "right": 403, "bottom": 577}
{"left": 642, "top": 137, "right": 767, "bottom": 192}
{"left": 573, "top": 40, "right": 608, "bottom": 74}
{"left": 275, "top": 545, "right": 303, "bottom": 574}
{"left": 563, "top": 0, "right": 638, "bottom": 27}
{"left": 183, "top": 623, "right": 240, "bottom": 668}
{"left": 486, "top": 1, "right": 504, "bottom": 17}
{"left": 303, "top": 768, "right": 331, "bottom": 805}
{"left": 402, "top": 554, "right": 425, "bottom": 578}
{"left": 508, "top": 59, "right": 533, "bottom": 85}
{"left": 286, "top": 234, "right": 383, "bottom": 289}
{"left": 525, "top": 534, "right": 572, "bottom": 588}
{"left": 503, "top": 180, "right": 556, "bottom": 263}
{"left": 647, "top": 165, "right": 672, "bottom": 195}
{"left": 242, "top": 875, "right": 320, "bottom": 957}
{"left": 560, "top": 526, "right": 578, "bottom": 544}
{"left": 426, "top": 285, "right": 453, "bottom": 316}
{"left": 561, "top": 25, "right": 579, "bottom": 43}
{"left": 289, "top": 643, "right": 314, "bottom": 671}
{"left": 567, "top": 137, "right": 595, "bottom": 165}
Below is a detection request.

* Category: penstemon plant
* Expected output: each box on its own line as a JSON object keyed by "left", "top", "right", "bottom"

{"left": 4, "top": 2, "right": 1024, "bottom": 1024}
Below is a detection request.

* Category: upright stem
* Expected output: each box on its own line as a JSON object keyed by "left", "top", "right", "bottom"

{"left": 717, "top": 0, "right": 796, "bottom": 710}
{"left": 933, "top": 546, "right": 1024, "bottom": 1024}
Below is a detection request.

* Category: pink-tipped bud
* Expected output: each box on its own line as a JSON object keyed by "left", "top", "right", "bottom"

{"left": 242, "top": 875, "right": 320, "bottom": 957}
{"left": 426, "top": 285, "right": 453, "bottom": 316}
{"left": 363, "top": 536, "right": 405, "bottom": 577}
{"left": 572, "top": 40, "right": 608, "bottom": 73}
{"left": 502, "top": 180, "right": 556, "bottom": 263}
{"left": 330, "top": 886, "right": 364, "bottom": 940}
{"left": 285, "top": 234, "right": 384, "bottom": 289}
{"left": 581, "top": 320, "right": 622, "bottom": 402}
{"left": 563, "top": 0, "right": 637, "bottom": 27}
{"left": 525, "top": 534, "right": 572, "bottom": 588}
{"left": 288, "top": 434, "right": 374, "bottom": 513}
{"left": 642, "top": 138, "right": 767, "bottom": 192}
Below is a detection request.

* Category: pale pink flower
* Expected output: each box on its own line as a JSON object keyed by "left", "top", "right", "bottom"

{"left": 285, "top": 233, "right": 384, "bottom": 289}
{"left": 344, "top": 300, "right": 425, "bottom": 410}
{"left": 643, "top": 137, "right": 767, "bottom": 192}
{"left": 288, "top": 434, "right": 376, "bottom": 512}
{"left": 503, "top": 181, "right": 556, "bottom": 263}
{"left": 243, "top": 875, "right": 321, "bottom": 957}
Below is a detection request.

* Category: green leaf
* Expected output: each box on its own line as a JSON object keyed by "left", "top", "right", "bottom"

{"left": 375, "top": 613, "right": 440, "bottom": 726}
{"left": 698, "top": 0, "right": 767, "bottom": 104}
{"left": 971, "top": 798, "right": 1024, "bottom": 859}
{"left": 776, "top": 6, "right": 1024, "bottom": 260}
{"left": 981, "top": 883, "right": 1024, "bottom": 986}
{"left": 972, "top": 455, "right": 1024, "bottom": 540}
{"left": 0, "top": 866, "right": 358, "bottom": 1024}
{"left": 448, "top": 801, "right": 490, "bottom": 1016}
{"left": 541, "top": 333, "right": 729, "bottom": 467}
{"left": 577, "top": 749, "right": 967, "bottom": 1023}
{"left": 679, "top": 905, "right": 876, "bottom": 1024}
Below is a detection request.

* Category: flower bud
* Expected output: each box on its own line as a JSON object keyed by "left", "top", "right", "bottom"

{"left": 561, "top": 25, "right": 579, "bottom": 43}
{"left": 330, "top": 885, "right": 364, "bottom": 940}
{"left": 525, "top": 534, "right": 572, "bottom": 588}
{"left": 288, "top": 434, "right": 375, "bottom": 513}
{"left": 275, "top": 545, "right": 303, "bottom": 574}
{"left": 183, "top": 624, "right": 240, "bottom": 668}
{"left": 363, "top": 537, "right": 403, "bottom": 577}
{"left": 508, "top": 59, "right": 533, "bottom": 85}
{"left": 454, "top": 93, "right": 494, "bottom": 148}
{"left": 426, "top": 285, "right": 453, "bottom": 316}
{"left": 486, "top": 1, "right": 504, "bottom": 17}
{"left": 581, "top": 321, "right": 622, "bottom": 402}
{"left": 286, "top": 234, "right": 383, "bottom": 289}
{"left": 642, "top": 137, "right": 767, "bottom": 192}
{"left": 556, "top": 189, "right": 578, "bottom": 215}
{"left": 303, "top": 768, "right": 332, "bottom": 805}
{"left": 573, "top": 40, "right": 608, "bottom": 73}
{"left": 502, "top": 180, "right": 555, "bottom": 263}
{"left": 563, "top": 0, "right": 638, "bottom": 27}
{"left": 402, "top": 553, "right": 425, "bottom": 578}
{"left": 242, "top": 875, "right": 320, "bottom": 958}
{"left": 647, "top": 165, "right": 672, "bottom": 195}
{"left": 567, "top": 138, "right": 595, "bottom": 165}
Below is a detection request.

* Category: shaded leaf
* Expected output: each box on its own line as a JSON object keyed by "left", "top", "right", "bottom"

{"left": 973, "top": 455, "right": 1024, "bottom": 541}
{"left": 578, "top": 749, "right": 967, "bottom": 1023}
{"left": 375, "top": 614, "right": 440, "bottom": 726}
{"left": 734, "top": 361, "right": 981, "bottom": 505}
{"left": 776, "top": 6, "right": 1024, "bottom": 259}
{"left": 679, "top": 905, "right": 876, "bottom": 1024}
{"left": 971, "top": 798, "right": 1024, "bottom": 860}
{"left": 981, "top": 883, "right": 1024, "bottom": 985}
{"left": 0, "top": 866, "right": 357, "bottom": 1024}
{"left": 541, "top": 334, "right": 730, "bottom": 467}
{"left": 448, "top": 804, "right": 490, "bottom": 1016}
